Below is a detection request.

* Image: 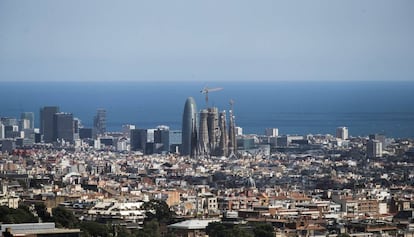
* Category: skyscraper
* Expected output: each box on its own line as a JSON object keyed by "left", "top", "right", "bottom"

{"left": 154, "top": 125, "right": 170, "bottom": 153}
{"left": 40, "top": 106, "right": 59, "bottom": 143}
{"left": 21, "top": 112, "right": 34, "bottom": 129}
{"left": 336, "top": 127, "right": 349, "bottom": 140}
{"left": 53, "top": 112, "right": 74, "bottom": 143}
{"left": 130, "top": 129, "right": 147, "bottom": 151}
{"left": 94, "top": 109, "right": 106, "bottom": 137}
{"left": 265, "top": 128, "right": 279, "bottom": 137}
{"left": 367, "top": 139, "right": 382, "bottom": 158}
{"left": 181, "top": 97, "right": 198, "bottom": 157}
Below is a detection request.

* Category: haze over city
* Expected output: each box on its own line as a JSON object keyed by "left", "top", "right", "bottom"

{"left": 1, "top": 0, "right": 414, "bottom": 82}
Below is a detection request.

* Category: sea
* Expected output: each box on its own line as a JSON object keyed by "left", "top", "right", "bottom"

{"left": 1, "top": 81, "right": 413, "bottom": 138}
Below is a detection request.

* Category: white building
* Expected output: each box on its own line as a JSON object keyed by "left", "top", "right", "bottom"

{"left": 336, "top": 126, "right": 349, "bottom": 140}
{"left": 265, "top": 128, "right": 279, "bottom": 137}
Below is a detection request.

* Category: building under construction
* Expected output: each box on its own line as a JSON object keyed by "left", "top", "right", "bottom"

{"left": 181, "top": 87, "right": 237, "bottom": 158}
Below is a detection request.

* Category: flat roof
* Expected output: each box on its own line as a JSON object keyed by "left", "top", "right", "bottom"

{"left": 168, "top": 219, "right": 219, "bottom": 230}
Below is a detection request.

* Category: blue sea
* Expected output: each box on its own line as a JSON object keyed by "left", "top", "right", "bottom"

{"left": 0, "top": 81, "right": 413, "bottom": 138}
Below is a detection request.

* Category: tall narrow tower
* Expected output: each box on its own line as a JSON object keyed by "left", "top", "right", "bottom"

{"left": 181, "top": 97, "right": 198, "bottom": 157}
{"left": 228, "top": 100, "right": 237, "bottom": 155}
{"left": 198, "top": 109, "right": 209, "bottom": 157}
{"left": 218, "top": 110, "right": 228, "bottom": 157}
{"left": 207, "top": 107, "right": 219, "bottom": 155}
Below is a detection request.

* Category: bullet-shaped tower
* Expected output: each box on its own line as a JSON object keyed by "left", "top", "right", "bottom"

{"left": 181, "top": 97, "right": 198, "bottom": 157}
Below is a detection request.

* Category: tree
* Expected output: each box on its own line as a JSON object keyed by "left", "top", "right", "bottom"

{"left": 142, "top": 200, "right": 173, "bottom": 224}
{"left": 80, "top": 221, "right": 111, "bottom": 237}
{"left": 0, "top": 205, "right": 38, "bottom": 224}
{"left": 252, "top": 223, "right": 274, "bottom": 237}
{"left": 136, "top": 220, "right": 161, "bottom": 237}
{"left": 34, "top": 203, "right": 52, "bottom": 222}
{"left": 52, "top": 206, "right": 78, "bottom": 228}
{"left": 206, "top": 222, "right": 253, "bottom": 237}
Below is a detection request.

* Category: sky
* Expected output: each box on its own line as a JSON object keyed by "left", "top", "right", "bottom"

{"left": 0, "top": 0, "right": 413, "bottom": 82}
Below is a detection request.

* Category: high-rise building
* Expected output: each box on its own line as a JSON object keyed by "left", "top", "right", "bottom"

{"left": 181, "top": 97, "right": 198, "bottom": 157}
{"left": 367, "top": 139, "right": 382, "bottom": 158}
{"left": 79, "top": 128, "right": 93, "bottom": 139}
{"left": 21, "top": 112, "right": 34, "bottom": 129}
{"left": 1, "top": 117, "right": 18, "bottom": 126}
{"left": 130, "top": 129, "right": 147, "bottom": 151}
{"left": 122, "top": 124, "right": 136, "bottom": 138}
{"left": 40, "top": 106, "right": 59, "bottom": 143}
{"left": 154, "top": 125, "right": 170, "bottom": 153}
{"left": 19, "top": 119, "right": 31, "bottom": 130}
{"left": 53, "top": 113, "right": 74, "bottom": 143}
{"left": 369, "top": 134, "right": 386, "bottom": 147}
{"left": 94, "top": 109, "right": 106, "bottom": 137}
{"left": 336, "top": 127, "right": 349, "bottom": 140}
{"left": 265, "top": 128, "right": 279, "bottom": 137}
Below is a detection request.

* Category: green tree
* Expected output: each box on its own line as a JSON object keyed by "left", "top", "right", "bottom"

{"left": 253, "top": 223, "right": 274, "bottom": 237}
{"left": 0, "top": 205, "right": 38, "bottom": 223}
{"left": 206, "top": 222, "right": 252, "bottom": 237}
{"left": 80, "top": 221, "right": 111, "bottom": 237}
{"left": 142, "top": 200, "right": 173, "bottom": 224}
{"left": 136, "top": 220, "right": 161, "bottom": 237}
{"left": 34, "top": 203, "right": 52, "bottom": 222}
{"left": 52, "top": 206, "right": 78, "bottom": 228}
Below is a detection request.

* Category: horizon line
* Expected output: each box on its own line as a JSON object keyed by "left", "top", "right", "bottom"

{"left": 1, "top": 79, "right": 414, "bottom": 83}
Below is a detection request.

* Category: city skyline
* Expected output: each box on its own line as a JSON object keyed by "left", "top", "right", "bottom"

{"left": 1, "top": 0, "right": 413, "bottom": 82}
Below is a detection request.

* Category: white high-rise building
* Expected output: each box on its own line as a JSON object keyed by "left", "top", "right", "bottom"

{"left": 336, "top": 126, "right": 349, "bottom": 140}
{"left": 235, "top": 126, "right": 243, "bottom": 136}
{"left": 265, "top": 128, "right": 279, "bottom": 137}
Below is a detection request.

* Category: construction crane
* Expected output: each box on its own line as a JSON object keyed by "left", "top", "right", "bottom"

{"left": 200, "top": 86, "right": 223, "bottom": 107}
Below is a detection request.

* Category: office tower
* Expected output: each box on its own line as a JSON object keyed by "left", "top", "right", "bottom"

{"left": 181, "top": 97, "right": 198, "bottom": 157}
{"left": 367, "top": 139, "right": 383, "bottom": 158}
{"left": 5, "top": 125, "right": 19, "bottom": 138}
{"left": 53, "top": 113, "right": 74, "bottom": 143}
{"left": 79, "top": 128, "right": 93, "bottom": 139}
{"left": 369, "top": 134, "right": 386, "bottom": 147}
{"left": 207, "top": 107, "right": 220, "bottom": 155}
{"left": 21, "top": 112, "right": 34, "bottom": 129}
{"left": 154, "top": 125, "right": 170, "bottom": 153}
{"left": 169, "top": 130, "right": 182, "bottom": 153}
{"left": 19, "top": 119, "right": 31, "bottom": 130}
{"left": 94, "top": 109, "right": 106, "bottom": 137}
{"left": 1, "top": 117, "right": 18, "bottom": 126}
{"left": 198, "top": 109, "right": 209, "bottom": 156}
{"left": 130, "top": 129, "right": 147, "bottom": 151}
{"left": 218, "top": 111, "right": 228, "bottom": 157}
{"left": 122, "top": 124, "right": 136, "bottom": 138}
{"left": 336, "top": 127, "right": 349, "bottom": 140}
{"left": 265, "top": 128, "right": 279, "bottom": 137}
{"left": 40, "top": 106, "right": 59, "bottom": 143}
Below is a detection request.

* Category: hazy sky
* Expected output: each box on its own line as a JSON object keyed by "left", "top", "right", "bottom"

{"left": 0, "top": 0, "right": 413, "bottom": 82}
